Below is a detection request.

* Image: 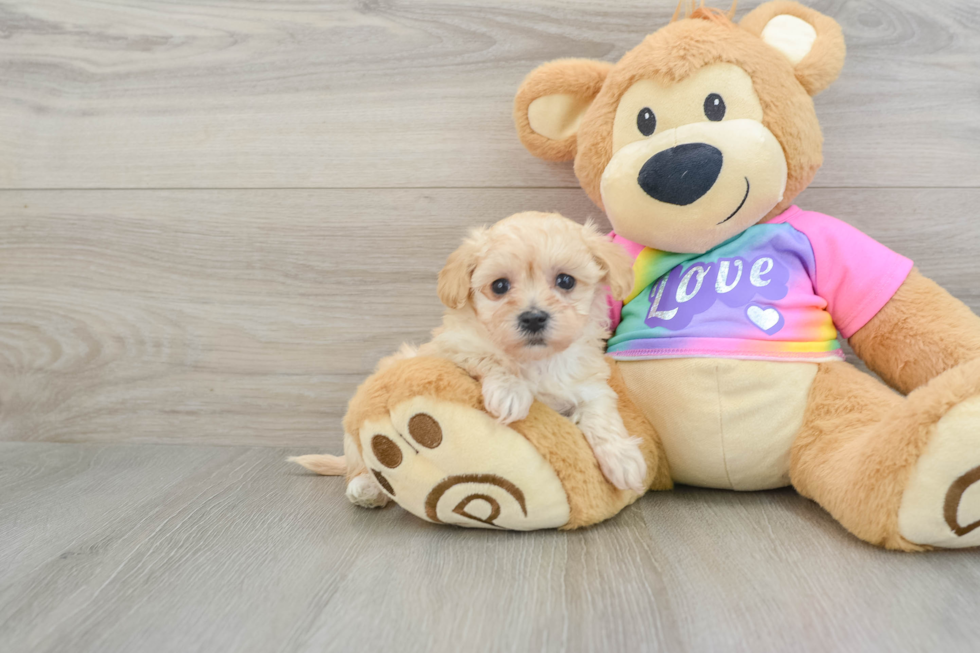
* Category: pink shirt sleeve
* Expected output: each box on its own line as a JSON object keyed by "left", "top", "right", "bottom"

{"left": 778, "top": 208, "right": 914, "bottom": 339}
{"left": 608, "top": 232, "right": 645, "bottom": 331}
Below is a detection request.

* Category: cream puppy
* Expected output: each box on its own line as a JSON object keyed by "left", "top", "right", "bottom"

{"left": 295, "top": 211, "right": 647, "bottom": 506}
{"left": 430, "top": 211, "right": 647, "bottom": 489}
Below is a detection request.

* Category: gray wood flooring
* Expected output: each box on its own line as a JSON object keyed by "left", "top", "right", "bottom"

{"left": 2, "top": 1, "right": 979, "bottom": 651}
{"left": 3, "top": 442, "right": 980, "bottom": 653}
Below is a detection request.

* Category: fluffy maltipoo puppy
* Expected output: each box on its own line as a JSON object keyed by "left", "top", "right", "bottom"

{"left": 294, "top": 212, "right": 647, "bottom": 505}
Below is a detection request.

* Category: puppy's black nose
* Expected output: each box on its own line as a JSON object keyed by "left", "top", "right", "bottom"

{"left": 518, "top": 310, "right": 549, "bottom": 334}
{"left": 637, "top": 143, "right": 723, "bottom": 206}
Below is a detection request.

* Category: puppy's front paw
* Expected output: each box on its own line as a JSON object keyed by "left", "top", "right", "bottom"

{"left": 482, "top": 377, "right": 534, "bottom": 425}
{"left": 346, "top": 473, "right": 390, "bottom": 509}
{"left": 591, "top": 436, "right": 648, "bottom": 494}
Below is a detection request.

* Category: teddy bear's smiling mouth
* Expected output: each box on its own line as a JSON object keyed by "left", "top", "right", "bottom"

{"left": 717, "top": 177, "right": 751, "bottom": 225}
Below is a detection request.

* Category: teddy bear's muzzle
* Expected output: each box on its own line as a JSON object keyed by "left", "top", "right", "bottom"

{"left": 599, "top": 119, "right": 788, "bottom": 254}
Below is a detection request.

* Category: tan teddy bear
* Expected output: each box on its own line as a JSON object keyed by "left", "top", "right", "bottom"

{"left": 316, "top": 1, "right": 980, "bottom": 550}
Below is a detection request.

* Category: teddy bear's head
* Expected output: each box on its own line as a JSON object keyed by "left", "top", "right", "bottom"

{"left": 514, "top": 1, "right": 845, "bottom": 254}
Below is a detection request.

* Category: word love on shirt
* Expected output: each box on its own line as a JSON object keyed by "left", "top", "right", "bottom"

{"left": 645, "top": 256, "right": 789, "bottom": 331}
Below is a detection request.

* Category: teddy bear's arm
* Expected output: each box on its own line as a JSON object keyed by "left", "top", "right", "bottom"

{"left": 849, "top": 268, "right": 980, "bottom": 394}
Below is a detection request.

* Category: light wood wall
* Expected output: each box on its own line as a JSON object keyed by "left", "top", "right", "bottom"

{"left": 2, "top": 0, "right": 978, "bottom": 448}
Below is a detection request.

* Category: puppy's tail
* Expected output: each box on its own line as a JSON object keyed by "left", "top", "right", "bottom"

{"left": 288, "top": 454, "right": 347, "bottom": 476}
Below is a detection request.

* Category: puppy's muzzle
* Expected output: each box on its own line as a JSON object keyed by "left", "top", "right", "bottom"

{"left": 518, "top": 310, "right": 550, "bottom": 335}
{"left": 637, "top": 143, "right": 723, "bottom": 206}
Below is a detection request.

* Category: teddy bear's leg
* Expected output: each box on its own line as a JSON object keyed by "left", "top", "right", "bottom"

{"left": 790, "top": 358, "right": 980, "bottom": 550}
{"left": 342, "top": 356, "right": 670, "bottom": 530}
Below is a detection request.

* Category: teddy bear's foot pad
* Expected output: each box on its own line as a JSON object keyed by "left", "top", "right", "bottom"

{"left": 899, "top": 395, "right": 980, "bottom": 548}
{"left": 357, "top": 396, "right": 571, "bottom": 530}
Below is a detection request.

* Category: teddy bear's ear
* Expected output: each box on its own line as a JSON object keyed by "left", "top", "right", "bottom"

{"left": 740, "top": 0, "right": 845, "bottom": 96}
{"left": 514, "top": 59, "right": 612, "bottom": 161}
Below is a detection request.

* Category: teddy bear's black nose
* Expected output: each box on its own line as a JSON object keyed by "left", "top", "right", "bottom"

{"left": 637, "top": 143, "right": 723, "bottom": 206}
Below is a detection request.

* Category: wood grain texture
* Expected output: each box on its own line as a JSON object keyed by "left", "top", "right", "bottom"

{"left": 1, "top": 442, "right": 979, "bottom": 653}
{"left": 2, "top": 0, "right": 978, "bottom": 190}
{"left": 1, "top": 187, "right": 977, "bottom": 447}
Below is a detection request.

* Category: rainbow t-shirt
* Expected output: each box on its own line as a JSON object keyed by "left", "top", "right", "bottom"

{"left": 606, "top": 206, "right": 913, "bottom": 363}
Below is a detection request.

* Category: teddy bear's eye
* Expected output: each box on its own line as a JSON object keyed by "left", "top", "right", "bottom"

{"left": 636, "top": 107, "right": 656, "bottom": 136}
{"left": 704, "top": 93, "right": 726, "bottom": 121}
{"left": 491, "top": 278, "right": 510, "bottom": 295}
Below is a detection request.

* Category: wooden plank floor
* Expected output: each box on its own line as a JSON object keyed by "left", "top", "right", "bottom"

{"left": 1, "top": 1, "right": 979, "bottom": 651}
{"left": 2, "top": 442, "right": 980, "bottom": 653}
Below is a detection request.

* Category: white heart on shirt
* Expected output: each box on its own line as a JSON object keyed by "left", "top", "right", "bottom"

{"left": 747, "top": 305, "right": 781, "bottom": 332}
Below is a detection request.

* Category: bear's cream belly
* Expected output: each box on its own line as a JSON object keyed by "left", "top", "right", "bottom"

{"left": 618, "top": 358, "right": 817, "bottom": 491}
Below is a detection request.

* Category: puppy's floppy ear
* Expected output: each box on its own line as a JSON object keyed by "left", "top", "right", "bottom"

{"left": 437, "top": 230, "right": 484, "bottom": 309}
{"left": 583, "top": 222, "right": 635, "bottom": 301}
{"left": 514, "top": 59, "right": 612, "bottom": 162}
{"left": 740, "top": 0, "right": 845, "bottom": 96}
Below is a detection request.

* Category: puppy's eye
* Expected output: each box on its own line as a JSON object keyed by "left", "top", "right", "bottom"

{"left": 636, "top": 107, "right": 656, "bottom": 136}
{"left": 704, "top": 93, "right": 726, "bottom": 121}
{"left": 555, "top": 273, "right": 576, "bottom": 290}
{"left": 491, "top": 278, "right": 510, "bottom": 295}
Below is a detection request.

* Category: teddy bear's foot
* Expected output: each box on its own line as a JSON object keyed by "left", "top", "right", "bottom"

{"left": 356, "top": 395, "right": 571, "bottom": 530}
{"left": 899, "top": 395, "right": 980, "bottom": 549}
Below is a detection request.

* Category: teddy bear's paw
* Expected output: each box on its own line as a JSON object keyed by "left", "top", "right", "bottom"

{"left": 356, "top": 396, "right": 570, "bottom": 530}
{"left": 898, "top": 395, "right": 980, "bottom": 549}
